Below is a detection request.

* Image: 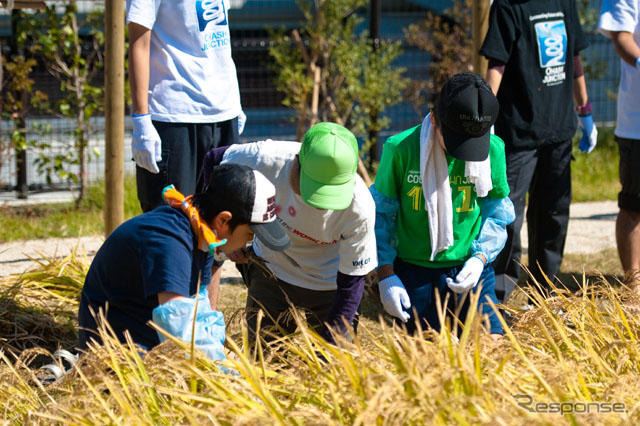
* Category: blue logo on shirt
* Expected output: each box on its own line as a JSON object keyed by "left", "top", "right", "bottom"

{"left": 196, "top": 0, "right": 227, "bottom": 32}
{"left": 534, "top": 20, "right": 567, "bottom": 68}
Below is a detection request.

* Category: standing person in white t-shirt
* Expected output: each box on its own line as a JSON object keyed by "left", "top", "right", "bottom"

{"left": 202, "top": 123, "right": 378, "bottom": 345}
{"left": 599, "top": 0, "right": 640, "bottom": 291}
{"left": 127, "top": 0, "right": 245, "bottom": 212}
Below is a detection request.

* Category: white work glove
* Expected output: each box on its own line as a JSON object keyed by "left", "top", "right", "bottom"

{"left": 237, "top": 110, "right": 246, "bottom": 135}
{"left": 379, "top": 274, "right": 411, "bottom": 322}
{"left": 446, "top": 256, "right": 485, "bottom": 294}
{"left": 577, "top": 113, "right": 597, "bottom": 154}
{"left": 132, "top": 113, "right": 162, "bottom": 174}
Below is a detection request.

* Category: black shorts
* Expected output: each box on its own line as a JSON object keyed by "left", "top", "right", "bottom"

{"left": 616, "top": 136, "right": 640, "bottom": 212}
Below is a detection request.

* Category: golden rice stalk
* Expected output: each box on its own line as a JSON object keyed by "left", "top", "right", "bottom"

{"left": 0, "top": 257, "right": 639, "bottom": 424}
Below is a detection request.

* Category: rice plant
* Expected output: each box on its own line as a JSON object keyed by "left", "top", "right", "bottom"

{"left": 1, "top": 253, "right": 639, "bottom": 424}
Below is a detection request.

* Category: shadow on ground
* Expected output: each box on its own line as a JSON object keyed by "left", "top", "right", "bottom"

{"left": 0, "top": 296, "right": 78, "bottom": 356}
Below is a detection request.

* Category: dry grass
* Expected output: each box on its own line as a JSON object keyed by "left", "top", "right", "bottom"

{"left": 1, "top": 251, "right": 640, "bottom": 424}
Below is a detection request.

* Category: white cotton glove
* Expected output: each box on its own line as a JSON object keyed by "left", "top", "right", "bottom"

{"left": 446, "top": 256, "right": 485, "bottom": 294}
{"left": 578, "top": 113, "right": 597, "bottom": 154}
{"left": 132, "top": 113, "right": 162, "bottom": 174}
{"left": 379, "top": 274, "right": 411, "bottom": 322}
{"left": 237, "top": 110, "right": 246, "bottom": 135}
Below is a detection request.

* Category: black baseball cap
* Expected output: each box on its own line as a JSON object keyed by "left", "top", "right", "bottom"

{"left": 436, "top": 73, "right": 499, "bottom": 161}
{"left": 207, "top": 164, "right": 290, "bottom": 251}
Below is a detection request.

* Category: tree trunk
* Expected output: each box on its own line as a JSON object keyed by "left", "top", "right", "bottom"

{"left": 75, "top": 110, "right": 87, "bottom": 206}
{"left": 310, "top": 63, "right": 321, "bottom": 127}
{"left": 0, "top": 40, "right": 4, "bottom": 172}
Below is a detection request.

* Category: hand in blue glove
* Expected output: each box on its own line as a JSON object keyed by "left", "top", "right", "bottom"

{"left": 578, "top": 113, "right": 597, "bottom": 154}
{"left": 152, "top": 289, "right": 226, "bottom": 361}
{"left": 132, "top": 113, "right": 162, "bottom": 173}
{"left": 237, "top": 110, "right": 246, "bottom": 135}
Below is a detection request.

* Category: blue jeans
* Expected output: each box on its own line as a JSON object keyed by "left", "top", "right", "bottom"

{"left": 394, "top": 258, "right": 503, "bottom": 335}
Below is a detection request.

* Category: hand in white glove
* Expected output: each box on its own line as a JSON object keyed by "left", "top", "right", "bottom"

{"left": 446, "top": 256, "right": 485, "bottom": 294}
{"left": 578, "top": 113, "right": 597, "bottom": 154}
{"left": 379, "top": 274, "right": 411, "bottom": 322}
{"left": 132, "top": 113, "right": 162, "bottom": 174}
{"left": 237, "top": 110, "right": 246, "bottom": 135}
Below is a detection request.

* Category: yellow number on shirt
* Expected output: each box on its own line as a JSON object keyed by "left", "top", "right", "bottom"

{"left": 407, "top": 185, "right": 422, "bottom": 211}
{"left": 456, "top": 185, "right": 473, "bottom": 213}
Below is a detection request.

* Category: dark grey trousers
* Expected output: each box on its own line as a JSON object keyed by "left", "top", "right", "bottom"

{"left": 236, "top": 262, "right": 336, "bottom": 344}
{"left": 493, "top": 140, "right": 573, "bottom": 301}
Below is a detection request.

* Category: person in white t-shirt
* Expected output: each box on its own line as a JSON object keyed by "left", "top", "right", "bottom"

{"left": 599, "top": 0, "right": 640, "bottom": 291}
{"left": 202, "top": 123, "right": 378, "bottom": 345}
{"left": 126, "top": 0, "right": 245, "bottom": 212}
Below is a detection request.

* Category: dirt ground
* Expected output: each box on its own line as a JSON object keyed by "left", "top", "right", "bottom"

{"left": 0, "top": 200, "right": 619, "bottom": 278}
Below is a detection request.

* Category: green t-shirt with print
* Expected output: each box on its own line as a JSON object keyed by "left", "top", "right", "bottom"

{"left": 374, "top": 124, "right": 510, "bottom": 268}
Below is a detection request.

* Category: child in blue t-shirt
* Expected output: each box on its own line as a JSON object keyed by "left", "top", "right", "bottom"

{"left": 78, "top": 164, "right": 289, "bottom": 356}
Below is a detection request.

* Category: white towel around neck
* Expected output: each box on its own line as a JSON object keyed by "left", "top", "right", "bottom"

{"left": 419, "top": 113, "right": 492, "bottom": 261}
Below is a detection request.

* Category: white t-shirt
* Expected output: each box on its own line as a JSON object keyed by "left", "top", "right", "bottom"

{"left": 126, "top": 0, "right": 241, "bottom": 123}
{"left": 221, "top": 141, "right": 378, "bottom": 291}
{"left": 599, "top": 0, "right": 640, "bottom": 139}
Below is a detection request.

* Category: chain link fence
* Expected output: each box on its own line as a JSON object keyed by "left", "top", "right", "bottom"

{"left": 0, "top": 0, "right": 621, "bottom": 193}
{"left": 0, "top": 117, "right": 136, "bottom": 192}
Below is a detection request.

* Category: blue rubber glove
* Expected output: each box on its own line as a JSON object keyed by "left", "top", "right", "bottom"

{"left": 152, "top": 289, "right": 226, "bottom": 361}
{"left": 238, "top": 110, "right": 246, "bottom": 135}
{"left": 132, "top": 113, "right": 162, "bottom": 174}
{"left": 578, "top": 113, "right": 597, "bottom": 154}
{"left": 379, "top": 274, "right": 411, "bottom": 322}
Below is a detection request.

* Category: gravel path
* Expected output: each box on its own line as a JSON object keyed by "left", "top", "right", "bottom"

{"left": 521, "top": 201, "right": 618, "bottom": 255}
{"left": 0, "top": 201, "right": 619, "bottom": 277}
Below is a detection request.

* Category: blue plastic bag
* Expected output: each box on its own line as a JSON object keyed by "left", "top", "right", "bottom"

{"left": 152, "top": 288, "right": 226, "bottom": 362}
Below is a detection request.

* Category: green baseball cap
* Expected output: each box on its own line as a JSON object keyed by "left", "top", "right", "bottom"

{"left": 298, "top": 122, "right": 359, "bottom": 210}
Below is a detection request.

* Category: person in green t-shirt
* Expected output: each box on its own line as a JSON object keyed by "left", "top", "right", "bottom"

{"left": 371, "top": 73, "right": 515, "bottom": 338}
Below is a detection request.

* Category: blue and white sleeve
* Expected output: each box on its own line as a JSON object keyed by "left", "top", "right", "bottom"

{"left": 369, "top": 184, "right": 399, "bottom": 267}
{"left": 470, "top": 196, "right": 515, "bottom": 263}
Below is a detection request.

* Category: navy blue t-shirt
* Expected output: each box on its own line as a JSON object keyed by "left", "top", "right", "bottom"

{"left": 78, "top": 206, "right": 213, "bottom": 350}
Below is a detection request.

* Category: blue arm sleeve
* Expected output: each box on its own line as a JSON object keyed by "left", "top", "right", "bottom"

{"left": 470, "top": 196, "right": 515, "bottom": 263}
{"left": 369, "top": 184, "right": 399, "bottom": 267}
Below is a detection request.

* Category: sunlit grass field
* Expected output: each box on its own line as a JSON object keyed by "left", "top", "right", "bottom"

{"left": 0, "top": 175, "right": 142, "bottom": 242}
{"left": 1, "top": 250, "right": 639, "bottom": 424}
{"left": 571, "top": 127, "right": 620, "bottom": 202}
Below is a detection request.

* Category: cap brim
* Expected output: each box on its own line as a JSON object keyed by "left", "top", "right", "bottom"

{"left": 299, "top": 169, "right": 355, "bottom": 210}
{"left": 441, "top": 124, "right": 490, "bottom": 162}
{"left": 251, "top": 221, "right": 291, "bottom": 251}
